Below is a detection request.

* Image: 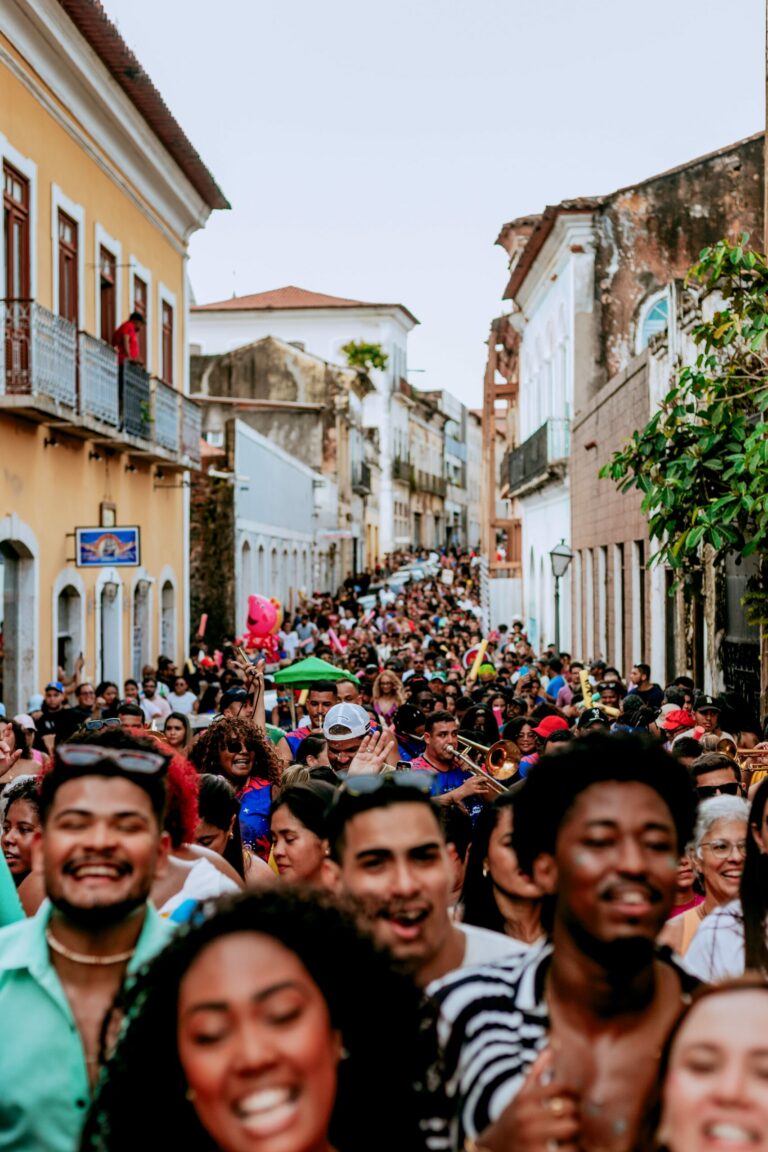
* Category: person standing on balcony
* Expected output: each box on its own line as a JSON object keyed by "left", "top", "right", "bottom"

{"left": 111, "top": 311, "right": 145, "bottom": 365}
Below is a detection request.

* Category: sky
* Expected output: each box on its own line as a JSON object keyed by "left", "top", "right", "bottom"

{"left": 102, "top": 0, "right": 764, "bottom": 407}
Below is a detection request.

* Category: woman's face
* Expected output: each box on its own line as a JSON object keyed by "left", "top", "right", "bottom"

{"left": 164, "top": 717, "right": 187, "bottom": 747}
{"left": 178, "top": 932, "right": 341, "bottom": 1152}
{"left": 675, "top": 854, "right": 696, "bottom": 898}
{"left": 219, "top": 737, "right": 256, "bottom": 785}
{"left": 485, "top": 807, "right": 542, "bottom": 902}
{"left": 697, "top": 817, "right": 748, "bottom": 905}
{"left": 660, "top": 989, "right": 768, "bottom": 1152}
{"left": 513, "top": 723, "right": 538, "bottom": 754}
{"left": 2, "top": 799, "right": 40, "bottom": 884}
{"left": 102, "top": 684, "right": 118, "bottom": 706}
{"left": 270, "top": 806, "right": 327, "bottom": 885}
{"left": 378, "top": 676, "right": 395, "bottom": 695}
{"left": 124, "top": 682, "right": 139, "bottom": 700}
{"left": 195, "top": 818, "right": 232, "bottom": 857}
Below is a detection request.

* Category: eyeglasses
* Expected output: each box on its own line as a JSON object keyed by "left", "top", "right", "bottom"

{"left": 83, "top": 717, "right": 121, "bottom": 732}
{"left": 339, "top": 772, "right": 434, "bottom": 797}
{"left": 700, "top": 839, "right": 748, "bottom": 859}
{"left": 56, "top": 744, "right": 167, "bottom": 774}
{"left": 225, "top": 739, "right": 256, "bottom": 753}
{"left": 696, "top": 782, "right": 742, "bottom": 799}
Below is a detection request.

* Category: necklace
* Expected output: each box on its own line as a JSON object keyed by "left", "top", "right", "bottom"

{"left": 46, "top": 928, "right": 135, "bottom": 966}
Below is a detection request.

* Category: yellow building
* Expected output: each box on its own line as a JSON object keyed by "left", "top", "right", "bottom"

{"left": 0, "top": 0, "right": 227, "bottom": 711}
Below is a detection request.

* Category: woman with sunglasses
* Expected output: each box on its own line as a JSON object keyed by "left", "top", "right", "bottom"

{"left": 659, "top": 794, "right": 749, "bottom": 958}
{"left": 190, "top": 717, "right": 282, "bottom": 863}
{"left": 685, "top": 776, "right": 768, "bottom": 981}
{"left": 502, "top": 715, "right": 540, "bottom": 775}
{"left": 81, "top": 889, "right": 427, "bottom": 1152}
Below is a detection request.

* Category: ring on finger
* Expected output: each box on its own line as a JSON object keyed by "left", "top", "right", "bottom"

{"left": 547, "top": 1097, "right": 567, "bottom": 1117}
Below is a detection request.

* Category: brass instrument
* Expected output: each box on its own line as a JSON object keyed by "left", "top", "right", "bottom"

{"left": 456, "top": 735, "right": 522, "bottom": 783}
{"left": 447, "top": 742, "right": 508, "bottom": 794}
{"left": 735, "top": 747, "right": 768, "bottom": 791}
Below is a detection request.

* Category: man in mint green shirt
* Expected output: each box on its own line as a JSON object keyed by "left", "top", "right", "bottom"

{"left": 0, "top": 730, "right": 172, "bottom": 1151}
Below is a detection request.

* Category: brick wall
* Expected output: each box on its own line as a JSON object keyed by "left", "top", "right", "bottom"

{"left": 571, "top": 353, "right": 651, "bottom": 671}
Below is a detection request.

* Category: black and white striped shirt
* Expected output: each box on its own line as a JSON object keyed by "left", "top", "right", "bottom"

{"left": 424, "top": 943, "right": 551, "bottom": 1152}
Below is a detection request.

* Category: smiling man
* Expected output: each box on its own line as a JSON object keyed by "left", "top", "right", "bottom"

{"left": 325, "top": 775, "right": 519, "bottom": 988}
{"left": 0, "top": 729, "right": 172, "bottom": 1151}
{"left": 427, "top": 734, "right": 698, "bottom": 1152}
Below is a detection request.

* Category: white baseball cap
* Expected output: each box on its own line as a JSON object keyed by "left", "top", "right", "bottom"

{"left": 323, "top": 702, "right": 371, "bottom": 742}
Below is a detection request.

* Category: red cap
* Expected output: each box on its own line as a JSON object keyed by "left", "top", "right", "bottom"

{"left": 533, "top": 715, "right": 569, "bottom": 739}
{"left": 660, "top": 709, "right": 695, "bottom": 732}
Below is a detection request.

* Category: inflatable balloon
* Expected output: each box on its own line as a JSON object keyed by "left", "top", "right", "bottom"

{"left": 238, "top": 594, "right": 283, "bottom": 660}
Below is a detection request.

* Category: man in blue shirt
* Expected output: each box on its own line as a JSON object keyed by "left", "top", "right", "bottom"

{"left": 0, "top": 729, "right": 172, "bottom": 1151}
{"left": 410, "top": 711, "right": 496, "bottom": 822}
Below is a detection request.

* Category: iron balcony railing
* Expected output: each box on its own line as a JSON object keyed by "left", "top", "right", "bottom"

{"left": 180, "top": 395, "right": 202, "bottom": 468}
{"left": 1, "top": 299, "right": 77, "bottom": 407}
{"left": 415, "top": 469, "right": 447, "bottom": 497}
{"left": 78, "top": 331, "right": 120, "bottom": 426}
{"left": 152, "top": 376, "right": 180, "bottom": 453}
{"left": 503, "top": 417, "right": 571, "bottom": 496}
{"left": 392, "top": 455, "right": 411, "bottom": 482}
{"left": 352, "top": 460, "right": 372, "bottom": 495}
{"left": 122, "top": 361, "right": 151, "bottom": 439}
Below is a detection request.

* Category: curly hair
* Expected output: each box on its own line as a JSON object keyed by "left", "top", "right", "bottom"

{"left": 163, "top": 753, "right": 201, "bottom": 849}
{"left": 188, "top": 716, "right": 281, "bottom": 788}
{"left": 80, "top": 889, "right": 430, "bottom": 1152}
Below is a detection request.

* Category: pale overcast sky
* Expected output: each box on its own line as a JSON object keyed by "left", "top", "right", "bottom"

{"left": 103, "top": 0, "right": 763, "bottom": 406}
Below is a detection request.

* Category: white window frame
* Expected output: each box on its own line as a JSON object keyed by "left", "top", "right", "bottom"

{"left": 572, "top": 549, "right": 582, "bottom": 659}
{"left": 130, "top": 568, "right": 154, "bottom": 680}
{"left": 597, "top": 546, "right": 607, "bottom": 659}
{"left": 0, "top": 136, "right": 38, "bottom": 300}
{"left": 158, "top": 565, "right": 178, "bottom": 664}
{"left": 128, "top": 255, "right": 153, "bottom": 373}
{"left": 635, "top": 288, "right": 669, "bottom": 354}
{"left": 584, "top": 548, "right": 595, "bottom": 659}
{"left": 94, "top": 223, "right": 123, "bottom": 341}
{"left": 51, "top": 184, "right": 85, "bottom": 327}
{"left": 631, "top": 541, "right": 644, "bottom": 665}
{"left": 94, "top": 567, "right": 124, "bottom": 686}
{"left": 158, "top": 281, "right": 177, "bottom": 386}
{"left": 612, "top": 544, "right": 624, "bottom": 675}
{"left": 51, "top": 568, "right": 86, "bottom": 681}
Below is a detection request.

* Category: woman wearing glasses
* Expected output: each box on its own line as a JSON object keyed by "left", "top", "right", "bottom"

{"left": 190, "top": 718, "right": 282, "bottom": 863}
{"left": 81, "top": 889, "right": 427, "bottom": 1152}
{"left": 685, "top": 776, "right": 768, "bottom": 981}
{"left": 659, "top": 794, "right": 749, "bottom": 958}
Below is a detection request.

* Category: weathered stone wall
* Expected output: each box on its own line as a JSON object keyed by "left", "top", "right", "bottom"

{"left": 189, "top": 458, "right": 236, "bottom": 648}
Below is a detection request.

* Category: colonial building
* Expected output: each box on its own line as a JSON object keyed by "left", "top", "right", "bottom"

{"left": 188, "top": 285, "right": 418, "bottom": 556}
{"left": 493, "top": 132, "right": 763, "bottom": 695}
{"left": 0, "top": 0, "right": 226, "bottom": 709}
{"left": 189, "top": 334, "right": 375, "bottom": 600}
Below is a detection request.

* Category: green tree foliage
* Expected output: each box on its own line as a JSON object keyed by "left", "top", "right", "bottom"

{"left": 600, "top": 235, "right": 768, "bottom": 620}
{"left": 341, "top": 341, "right": 389, "bottom": 373}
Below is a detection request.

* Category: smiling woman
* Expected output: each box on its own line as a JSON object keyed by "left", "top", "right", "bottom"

{"left": 80, "top": 889, "right": 428, "bottom": 1152}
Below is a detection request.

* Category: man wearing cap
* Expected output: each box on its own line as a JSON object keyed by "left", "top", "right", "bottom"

{"left": 532, "top": 715, "right": 569, "bottom": 748}
{"left": 392, "top": 704, "right": 427, "bottom": 762}
{"left": 284, "top": 680, "right": 338, "bottom": 757}
{"left": 35, "top": 681, "right": 80, "bottom": 752}
{"left": 0, "top": 727, "right": 171, "bottom": 1150}
{"left": 658, "top": 708, "right": 696, "bottom": 749}
{"left": 693, "top": 693, "right": 723, "bottom": 737}
{"left": 322, "top": 702, "right": 397, "bottom": 775}
{"left": 574, "top": 707, "right": 611, "bottom": 736}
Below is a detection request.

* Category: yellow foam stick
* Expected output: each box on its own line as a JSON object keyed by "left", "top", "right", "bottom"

{"left": 298, "top": 688, "right": 309, "bottom": 707}
{"left": 469, "top": 639, "right": 489, "bottom": 681}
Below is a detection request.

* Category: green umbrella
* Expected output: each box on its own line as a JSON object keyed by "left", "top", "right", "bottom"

{"left": 273, "top": 656, "right": 353, "bottom": 686}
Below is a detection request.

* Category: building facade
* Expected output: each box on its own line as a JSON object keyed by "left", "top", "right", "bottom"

{"left": 189, "top": 285, "right": 418, "bottom": 556}
{"left": 0, "top": 0, "right": 225, "bottom": 709}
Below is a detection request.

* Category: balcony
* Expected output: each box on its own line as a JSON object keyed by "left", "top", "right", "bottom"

{"left": 502, "top": 418, "right": 571, "bottom": 498}
{"left": 1, "top": 300, "right": 77, "bottom": 418}
{"left": 0, "top": 299, "right": 203, "bottom": 469}
{"left": 351, "top": 460, "right": 372, "bottom": 496}
{"left": 392, "top": 455, "right": 412, "bottom": 483}
{"left": 415, "top": 469, "right": 447, "bottom": 497}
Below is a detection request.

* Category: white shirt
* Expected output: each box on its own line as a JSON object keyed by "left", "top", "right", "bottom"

{"left": 280, "top": 630, "right": 300, "bottom": 658}
{"left": 166, "top": 690, "right": 198, "bottom": 715}
{"left": 141, "top": 695, "right": 170, "bottom": 723}
{"left": 457, "top": 922, "right": 531, "bottom": 967}
{"left": 684, "top": 900, "right": 747, "bottom": 982}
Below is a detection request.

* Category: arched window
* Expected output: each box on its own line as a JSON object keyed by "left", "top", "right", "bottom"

{"left": 241, "top": 541, "right": 253, "bottom": 623}
{"left": 56, "top": 584, "right": 84, "bottom": 678}
{"left": 99, "top": 577, "right": 122, "bottom": 684}
{"left": 132, "top": 579, "right": 151, "bottom": 680}
{"left": 636, "top": 291, "right": 669, "bottom": 352}
{"left": 160, "top": 581, "right": 175, "bottom": 660}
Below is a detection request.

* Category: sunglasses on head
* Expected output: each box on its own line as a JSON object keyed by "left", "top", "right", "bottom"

{"left": 339, "top": 771, "right": 434, "bottom": 797}
{"left": 56, "top": 744, "right": 167, "bottom": 774}
{"left": 225, "top": 739, "right": 256, "bottom": 753}
{"left": 696, "top": 781, "right": 742, "bottom": 799}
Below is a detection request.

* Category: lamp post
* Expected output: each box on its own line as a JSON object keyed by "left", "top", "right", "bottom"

{"left": 549, "top": 540, "right": 573, "bottom": 653}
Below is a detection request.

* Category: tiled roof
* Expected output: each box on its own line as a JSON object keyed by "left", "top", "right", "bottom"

{"left": 193, "top": 285, "right": 419, "bottom": 325}
{"left": 57, "top": 0, "right": 229, "bottom": 211}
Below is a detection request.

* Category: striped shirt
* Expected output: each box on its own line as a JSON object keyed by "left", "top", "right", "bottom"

{"left": 424, "top": 941, "right": 697, "bottom": 1152}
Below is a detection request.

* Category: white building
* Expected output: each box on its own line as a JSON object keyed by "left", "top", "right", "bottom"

{"left": 501, "top": 211, "right": 596, "bottom": 651}
{"left": 189, "top": 286, "right": 418, "bottom": 556}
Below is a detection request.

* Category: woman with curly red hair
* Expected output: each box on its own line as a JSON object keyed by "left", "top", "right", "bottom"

{"left": 189, "top": 716, "right": 281, "bottom": 862}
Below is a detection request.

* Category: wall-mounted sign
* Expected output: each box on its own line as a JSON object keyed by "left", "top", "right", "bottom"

{"left": 75, "top": 527, "right": 140, "bottom": 567}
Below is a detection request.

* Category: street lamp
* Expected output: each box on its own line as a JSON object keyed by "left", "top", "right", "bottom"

{"left": 549, "top": 540, "right": 573, "bottom": 653}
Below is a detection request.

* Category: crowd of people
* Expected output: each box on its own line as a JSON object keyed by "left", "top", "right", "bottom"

{"left": 0, "top": 548, "right": 767, "bottom": 1152}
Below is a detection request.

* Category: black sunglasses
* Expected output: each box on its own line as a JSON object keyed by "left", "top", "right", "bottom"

{"left": 225, "top": 739, "right": 256, "bottom": 753}
{"left": 57, "top": 744, "right": 167, "bottom": 774}
{"left": 339, "top": 771, "right": 433, "bottom": 797}
{"left": 696, "top": 781, "right": 742, "bottom": 799}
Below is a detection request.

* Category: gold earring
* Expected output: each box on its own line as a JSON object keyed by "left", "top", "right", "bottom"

{"left": 482, "top": 864, "right": 489, "bottom": 878}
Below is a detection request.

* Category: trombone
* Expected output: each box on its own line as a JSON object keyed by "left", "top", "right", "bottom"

{"left": 453, "top": 735, "right": 521, "bottom": 787}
